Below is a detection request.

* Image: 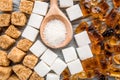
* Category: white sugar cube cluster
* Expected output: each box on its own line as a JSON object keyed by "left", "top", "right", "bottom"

{"left": 32, "top": 1, "right": 49, "bottom": 16}
{"left": 22, "top": 26, "right": 39, "bottom": 42}
{"left": 59, "top": 0, "right": 73, "bottom": 8}
{"left": 30, "top": 40, "right": 47, "bottom": 57}
{"left": 46, "top": 73, "right": 60, "bottom": 80}
{"left": 62, "top": 47, "right": 84, "bottom": 75}
{"left": 75, "top": 31, "right": 91, "bottom": 47}
{"left": 66, "top": 4, "right": 83, "bottom": 21}
{"left": 74, "top": 31, "right": 93, "bottom": 61}
{"left": 22, "top": 1, "right": 49, "bottom": 42}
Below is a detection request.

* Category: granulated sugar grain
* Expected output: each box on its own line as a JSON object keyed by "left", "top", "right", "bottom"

{"left": 43, "top": 19, "right": 67, "bottom": 46}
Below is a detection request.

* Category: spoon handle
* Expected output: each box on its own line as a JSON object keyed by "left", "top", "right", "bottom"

{"left": 50, "top": 0, "right": 58, "bottom": 7}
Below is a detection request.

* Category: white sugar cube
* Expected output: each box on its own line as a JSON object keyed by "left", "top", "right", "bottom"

{"left": 28, "top": 13, "right": 43, "bottom": 29}
{"left": 59, "top": 0, "right": 73, "bottom": 8}
{"left": 67, "top": 59, "right": 83, "bottom": 75}
{"left": 32, "top": 1, "right": 49, "bottom": 16}
{"left": 30, "top": 40, "right": 47, "bottom": 57}
{"left": 46, "top": 73, "right": 60, "bottom": 80}
{"left": 66, "top": 4, "right": 83, "bottom": 21}
{"left": 51, "top": 58, "right": 67, "bottom": 75}
{"left": 40, "top": 49, "right": 58, "bottom": 66}
{"left": 76, "top": 45, "right": 93, "bottom": 60}
{"left": 74, "top": 31, "right": 91, "bottom": 47}
{"left": 34, "top": 61, "right": 51, "bottom": 77}
{"left": 22, "top": 26, "right": 39, "bottom": 42}
{"left": 62, "top": 47, "right": 77, "bottom": 63}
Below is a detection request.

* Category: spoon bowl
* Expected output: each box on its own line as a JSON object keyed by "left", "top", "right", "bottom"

{"left": 40, "top": 0, "right": 73, "bottom": 49}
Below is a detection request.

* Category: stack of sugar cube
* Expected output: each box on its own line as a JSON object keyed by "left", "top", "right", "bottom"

{"left": 74, "top": 30, "right": 93, "bottom": 63}
{"left": 22, "top": 1, "right": 49, "bottom": 42}
{"left": 62, "top": 47, "right": 83, "bottom": 75}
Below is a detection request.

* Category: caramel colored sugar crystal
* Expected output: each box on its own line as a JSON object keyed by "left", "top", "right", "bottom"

{"left": 0, "top": 0, "right": 13, "bottom": 11}
{"left": 0, "top": 35, "right": 15, "bottom": 49}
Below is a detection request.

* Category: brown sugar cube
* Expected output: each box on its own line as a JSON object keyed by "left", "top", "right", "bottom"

{"left": 5, "top": 25, "right": 21, "bottom": 39}
{"left": 8, "top": 74, "right": 19, "bottom": 80}
{"left": 0, "top": 35, "right": 15, "bottom": 49}
{"left": 29, "top": 72, "right": 44, "bottom": 80}
{"left": 80, "top": 0, "right": 91, "bottom": 16}
{"left": 17, "top": 39, "right": 33, "bottom": 51}
{"left": 11, "top": 12, "right": 27, "bottom": 26}
{"left": 8, "top": 47, "right": 26, "bottom": 63}
{"left": 113, "top": 54, "right": 120, "bottom": 64}
{"left": 20, "top": 1, "right": 34, "bottom": 14}
{"left": 0, "top": 14, "right": 11, "bottom": 27}
{"left": 106, "top": 9, "right": 119, "bottom": 28}
{"left": 0, "top": 0, "right": 13, "bottom": 11}
{"left": 23, "top": 54, "right": 38, "bottom": 69}
{"left": 0, "top": 67, "right": 12, "bottom": 80}
{"left": 0, "top": 50, "right": 10, "bottom": 66}
{"left": 12, "top": 64, "right": 32, "bottom": 80}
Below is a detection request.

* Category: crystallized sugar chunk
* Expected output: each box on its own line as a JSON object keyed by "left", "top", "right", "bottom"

{"left": 51, "top": 58, "right": 67, "bottom": 75}
{"left": 66, "top": 4, "right": 83, "bottom": 21}
{"left": 62, "top": 47, "right": 77, "bottom": 63}
{"left": 59, "top": 0, "right": 73, "bottom": 8}
{"left": 30, "top": 40, "right": 47, "bottom": 57}
{"left": 34, "top": 61, "right": 51, "bottom": 77}
{"left": 22, "top": 26, "right": 39, "bottom": 42}
{"left": 67, "top": 59, "right": 83, "bottom": 75}
{"left": 32, "top": 1, "right": 49, "bottom": 16}
{"left": 28, "top": 13, "right": 43, "bottom": 29}
{"left": 76, "top": 45, "right": 93, "bottom": 60}
{"left": 74, "top": 31, "right": 91, "bottom": 47}
{"left": 40, "top": 49, "right": 57, "bottom": 66}
{"left": 46, "top": 73, "right": 60, "bottom": 80}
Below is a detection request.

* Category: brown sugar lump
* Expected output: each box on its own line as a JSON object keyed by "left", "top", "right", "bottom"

{"left": 12, "top": 64, "right": 32, "bottom": 80}
{"left": 0, "top": 0, "right": 13, "bottom": 11}
{"left": 0, "top": 35, "right": 15, "bottom": 49}
{"left": 23, "top": 54, "right": 38, "bottom": 69}
{"left": 0, "top": 67, "right": 12, "bottom": 80}
{"left": 29, "top": 72, "right": 44, "bottom": 80}
{"left": 0, "top": 50, "right": 10, "bottom": 66}
{"left": 8, "top": 74, "right": 19, "bottom": 80}
{"left": 8, "top": 47, "right": 26, "bottom": 63}
{"left": 20, "top": 1, "right": 34, "bottom": 14}
{"left": 17, "top": 39, "right": 33, "bottom": 51}
{"left": 5, "top": 25, "right": 21, "bottom": 39}
{"left": 11, "top": 12, "right": 27, "bottom": 26}
{"left": 0, "top": 14, "right": 11, "bottom": 27}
